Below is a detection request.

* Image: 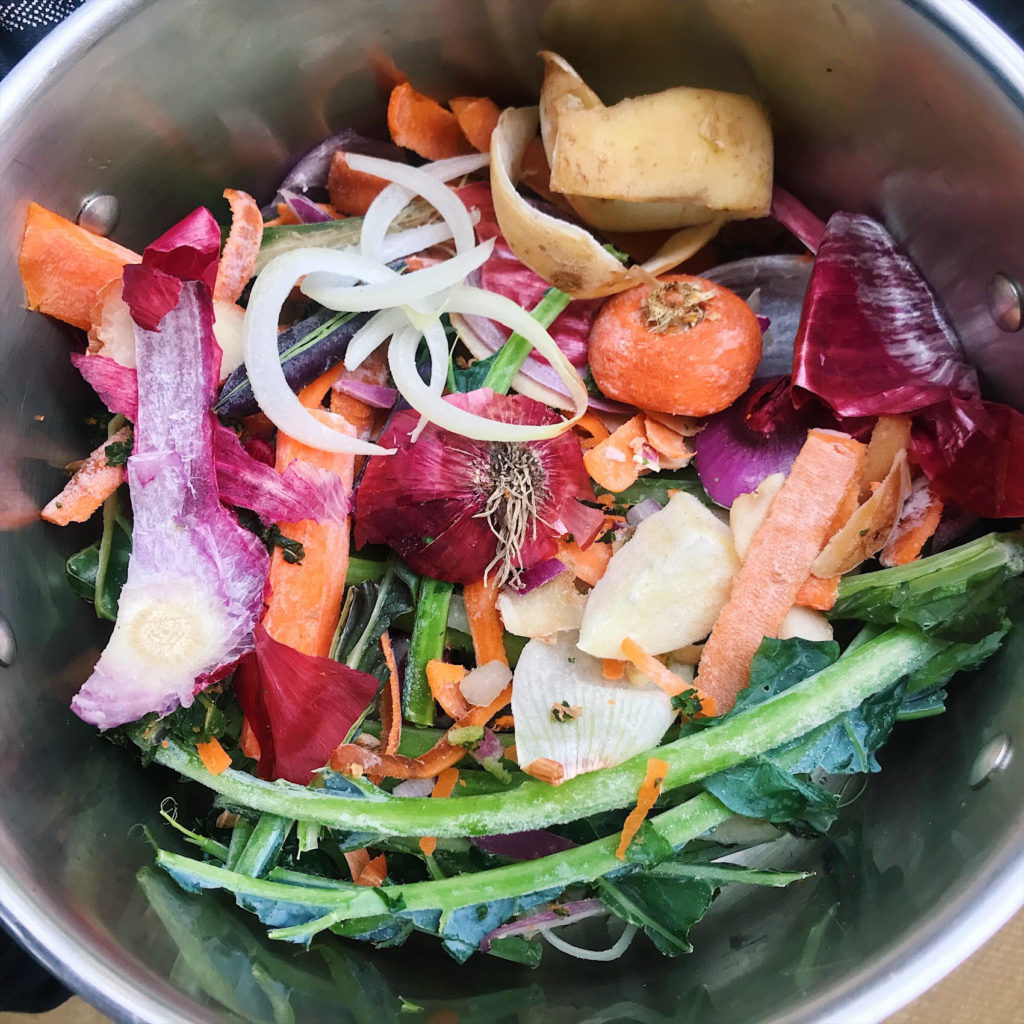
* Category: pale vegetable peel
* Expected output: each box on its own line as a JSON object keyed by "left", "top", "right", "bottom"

{"left": 511, "top": 632, "right": 676, "bottom": 782}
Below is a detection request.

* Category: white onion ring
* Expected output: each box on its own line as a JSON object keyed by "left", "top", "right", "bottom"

{"left": 540, "top": 923, "right": 638, "bottom": 962}
{"left": 300, "top": 238, "right": 494, "bottom": 313}
{"left": 243, "top": 248, "right": 398, "bottom": 455}
{"left": 349, "top": 152, "right": 486, "bottom": 262}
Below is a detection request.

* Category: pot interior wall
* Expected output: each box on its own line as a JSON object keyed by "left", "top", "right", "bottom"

{"left": 0, "top": 2, "right": 1021, "bottom": 1022}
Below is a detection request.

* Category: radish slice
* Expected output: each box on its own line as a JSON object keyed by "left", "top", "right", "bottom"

{"left": 460, "top": 660, "right": 513, "bottom": 706}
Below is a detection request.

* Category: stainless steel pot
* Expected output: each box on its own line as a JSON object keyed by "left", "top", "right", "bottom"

{"left": 1, "top": 2, "right": 1022, "bottom": 1021}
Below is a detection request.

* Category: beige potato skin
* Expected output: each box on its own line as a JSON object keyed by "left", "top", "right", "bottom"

{"left": 550, "top": 87, "right": 773, "bottom": 220}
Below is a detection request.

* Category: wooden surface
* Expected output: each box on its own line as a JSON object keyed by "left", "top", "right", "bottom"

{"left": 2, "top": 908, "right": 1022, "bottom": 1023}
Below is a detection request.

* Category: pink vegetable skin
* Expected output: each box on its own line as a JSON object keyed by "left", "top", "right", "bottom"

{"left": 72, "top": 210, "right": 269, "bottom": 729}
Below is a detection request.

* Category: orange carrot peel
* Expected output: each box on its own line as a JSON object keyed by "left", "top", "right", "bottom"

{"left": 616, "top": 757, "right": 670, "bottom": 859}
{"left": 426, "top": 659, "right": 471, "bottom": 720}
{"left": 41, "top": 424, "right": 131, "bottom": 526}
{"left": 462, "top": 578, "right": 508, "bottom": 667}
{"left": 195, "top": 738, "right": 231, "bottom": 776}
{"left": 214, "top": 189, "right": 263, "bottom": 304}
{"left": 583, "top": 414, "right": 648, "bottom": 493}
{"left": 620, "top": 637, "right": 718, "bottom": 716}
{"left": 379, "top": 631, "right": 403, "bottom": 756}
{"left": 419, "top": 766, "right": 460, "bottom": 856}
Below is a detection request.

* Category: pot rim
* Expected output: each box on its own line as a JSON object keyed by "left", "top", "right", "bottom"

{"left": 0, "top": 1, "right": 1022, "bottom": 1022}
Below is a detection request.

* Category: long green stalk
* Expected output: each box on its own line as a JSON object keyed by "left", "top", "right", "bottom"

{"left": 145, "top": 626, "right": 945, "bottom": 839}
{"left": 481, "top": 287, "right": 572, "bottom": 395}
{"left": 403, "top": 578, "right": 454, "bottom": 725}
{"left": 156, "top": 791, "right": 734, "bottom": 944}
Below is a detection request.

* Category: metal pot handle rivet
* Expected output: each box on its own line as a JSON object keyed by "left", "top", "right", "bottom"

{"left": 968, "top": 733, "right": 1014, "bottom": 789}
{"left": 76, "top": 194, "right": 121, "bottom": 237}
{"left": 0, "top": 612, "right": 16, "bottom": 668}
{"left": 986, "top": 272, "right": 1024, "bottom": 332}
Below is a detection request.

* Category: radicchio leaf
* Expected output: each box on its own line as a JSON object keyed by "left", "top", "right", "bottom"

{"left": 233, "top": 623, "right": 380, "bottom": 785}
{"left": 72, "top": 223, "right": 270, "bottom": 728}
{"left": 792, "top": 212, "right": 979, "bottom": 417}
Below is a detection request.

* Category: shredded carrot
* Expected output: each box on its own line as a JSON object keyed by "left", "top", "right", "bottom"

{"left": 583, "top": 413, "right": 647, "bottom": 493}
{"left": 298, "top": 364, "right": 348, "bottom": 408}
{"left": 327, "top": 151, "right": 390, "bottom": 217}
{"left": 697, "top": 430, "right": 867, "bottom": 712}
{"left": 387, "top": 82, "right": 473, "bottom": 161}
{"left": 214, "top": 189, "right": 263, "bottom": 304}
{"left": 643, "top": 416, "right": 694, "bottom": 462}
{"left": 41, "top": 424, "right": 130, "bottom": 526}
{"left": 523, "top": 758, "right": 565, "bottom": 786}
{"left": 504, "top": 743, "right": 518, "bottom": 764}
{"left": 261, "top": 407, "right": 355, "bottom": 657}
{"left": 462, "top": 578, "right": 508, "bottom": 667}
{"left": 602, "top": 658, "right": 626, "bottom": 681}
{"left": 330, "top": 684, "right": 512, "bottom": 782}
{"left": 882, "top": 479, "right": 944, "bottom": 567}
{"left": 239, "top": 718, "right": 261, "bottom": 761}
{"left": 196, "top": 738, "right": 231, "bottom": 775}
{"left": 343, "top": 848, "right": 388, "bottom": 887}
{"left": 18, "top": 202, "right": 142, "bottom": 331}
{"left": 449, "top": 95, "right": 501, "bottom": 153}
{"left": 794, "top": 573, "right": 840, "bottom": 611}
{"left": 620, "top": 637, "right": 717, "bottom": 715}
{"left": 573, "top": 411, "right": 612, "bottom": 451}
{"left": 492, "top": 714, "right": 514, "bottom": 731}
{"left": 426, "top": 659, "right": 471, "bottom": 719}
{"left": 419, "top": 767, "right": 460, "bottom": 856}
{"left": 615, "top": 757, "right": 669, "bottom": 859}
{"left": 557, "top": 536, "right": 612, "bottom": 587}
{"left": 379, "top": 631, "right": 402, "bottom": 756}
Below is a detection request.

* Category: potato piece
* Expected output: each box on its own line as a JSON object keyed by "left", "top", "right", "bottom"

{"left": 538, "top": 50, "right": 602, "bottom": 165}
{"left": 496, "top": 571, "right": 586, "bottom": 640}
{"left": 549, "top": 87, "right": 773, "bottom": 221}
{"left": 730, "top": 472, "right": 785, "bottom": 561}
{"left": 778, "top": 606, "right": 834, "bottom": 643}
{"left": 578, "top": 491, "right": 740, "bottom": 658}
{"left": 860, "top": 414, "right": 913, "bottom": 502}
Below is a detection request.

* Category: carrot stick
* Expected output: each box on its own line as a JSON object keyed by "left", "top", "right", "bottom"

{"left": 615, "top": 757, "right": 669, "bottom": 859}
{"left": 523, "top": 758, "right": 565, "bottom": 786}
{"left": 19, "top": 202, "right": 141, "bottom": 331}
{"left": 387, "top": 82, "right": 473, "bottom": 161}
{"left": 881, "top": 479, "right": 944, "bottom": 567}
{"left": 41, "top": 425, "right": 130, "bottom": 525}
{"left": 426, "top": 659, "right": 471, "bottom": 719}
{"left": 330, "top": 684, "right": 512, "bottom": 781}
{"left": 379, "top": 631, "right": 402, "bottom": 756}
{"left": 214, "top": 189, "right": 263, "bottom": 304}
{"left": 327, "top": 152, "right": 390, "bottom": 217}
{"left": 449, "top": 96, "right": 501, "bottom": 153}
{"left": 697, "top": 429, "right": 867, "bottom": 712}
{"left": 794, "top": 574, "right": 840, "bottom": 611}
{"left": 261, "top": 407, "right": 355, "bottom": 657}
{"left": 583, "top": 413, "right": 647, "bottom": 493}
{"left": 196, "top": 738, "right": 231, "bottom": 775}
{"left": 419, "top": 766, "right": 460, "bottom": 855}
{"left": 620, "top": 637, "right": 717, "bottom": 716}
{"left": 462, "top": 578, "right": 508, "bottom": 667}
{"left": 557, "top": 537, "right": 612, "bottom": 586}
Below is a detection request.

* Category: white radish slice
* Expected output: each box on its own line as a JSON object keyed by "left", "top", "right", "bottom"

{"left": 512, "top": 632, "right": 674, "bottom": 783}
{"left": 243, "top": 247, "right": 399, "bottom": 455}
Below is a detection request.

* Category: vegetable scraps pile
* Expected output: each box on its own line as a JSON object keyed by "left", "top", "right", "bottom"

{"left": 20, "top": 53, "right": 1024, "bottom": 969}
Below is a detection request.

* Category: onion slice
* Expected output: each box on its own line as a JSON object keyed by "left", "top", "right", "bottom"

{"left": 541, "top": 923, "right": 638, "bottom": 962}
{"left": 349, "top": 152, "right": 488, "bottom": 262}
{"left": 243, "top": 248, "right": 398, "bottom": 455}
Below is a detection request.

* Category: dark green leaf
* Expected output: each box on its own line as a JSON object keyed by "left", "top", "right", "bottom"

{"left": 487, "top": 935, "right": 543, "bottom": 967}
{"left": 103, "top": 435, "right": 133, "bottom": 466}
{"left": 607, "top": 468, "right": 714, "bottom": 509}
{"left": 439, "top": 888, "right": 560, "bottom": 964}
{"left": 66, "top": 518, "right": 132, "bottom": 620}
{"left": 623, "top": 819, "right": 674, "bottom": 866}
{"left": 597, "top": 874, "right": 714, "bottom": 956}
{"left": 450, "top": 349, "right": 501, "bottom": 393}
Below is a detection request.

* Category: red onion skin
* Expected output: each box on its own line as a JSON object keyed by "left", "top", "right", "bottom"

{"left": 471, "top": 830, "right": 577, "bottom": 861}
{"left": 770, "top": 185, "right": 825, "bottom": 253}
{"left": 509, "top": 557, "right": 569, "bottom": 594}
{"left": 354, "top": 390, "right": 595, "bottom": 583}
